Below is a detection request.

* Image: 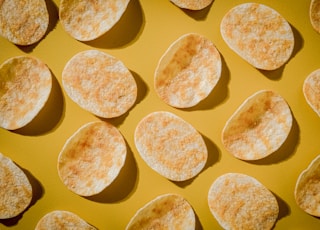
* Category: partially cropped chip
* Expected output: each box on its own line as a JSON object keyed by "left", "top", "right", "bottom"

{"left": 0, "top": 152, "right": 32, "bottom": 219}
{"left": 208, "top": 173, "right": 279, "bottom": 230}
{"left": 295, "top": 155, "right": 320, "bottom": 217}
{"left": 134, "top": 111, "right": 207, "bottom": 181}
{"left": 220, "top": 3, "right": 294, "bottom": 70}
{"left": 0, "top": 0, "right": 49, "bottom": 45}
{"left": 0, "top": 56, "right": 52, "bottom": 130}
{"left": 58, "top": 121, "right": 127, "bottom": 196}
{"left": 59, "top": 0, "right": 130, "bottom": 41}
{"left": 310, "top": 0, "right": 320, "bottom": 33}
{"left": 62, "top": 50, "right": 137, "bottom": 118}
{"left": 222, "top": 90, "right": 292, "bottom": 160}
{"left": 154, "top": 33, "right": 222, "bottom": 108}
{"left": 170, "top": 0, "right": 213, "bottom": 10}
{"left": 303, "top": 69, "right": 320, "bottom": 116}
{"left": 35, "top": 210, "right": 96, "bottom": 230}
{"left": 126, "top": 194, "right": 195, "bottom": 230}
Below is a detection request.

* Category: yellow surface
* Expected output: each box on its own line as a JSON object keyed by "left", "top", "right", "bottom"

{"left": 1, "top": 0, "right": 320, "bottom": 229}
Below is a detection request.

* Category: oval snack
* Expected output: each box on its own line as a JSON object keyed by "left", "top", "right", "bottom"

{"left": 0, "top": 152, "right": 32, "bottom": 219}
{"left": 303, "top": 69, "right": 320, "bottom": 116}
{"left": 220, "top": 3, "right": 294, "bottom": 70}
{"left": 35, "top": 210, "right": 96, "bottom": 230}
{"left": 154, "top": 33, "right": 222, "bottom": 108}
{"left": 62, "top": 50, "right": 137, "bottom": 118}
{"left": 0, "top": 0, "right": 49, "bottom": 45}
{"left": 0, "top": 56, "right": 52, "bottom": 130}
{"left": 59, "top": 0, "right": 130, "bottom": 41}
{"left": 310, "top": 0, "right": 320, "bottom": 33}
{"left": 208, "top": 173, "right": 279, "bottom": 230}
{"left": 170, "top": 0, "right": 213, "bottom": 10}
{"left": 134, "top": 111, "right": 207, "bottom": 181}
{"left": 126, "top": 193, "right": 195, "bottom": 230}
{"left": 57, "top": 121, "right": 127, "bottom": 196}
{"left": 222, "top": 90, "right": 292, "bottom": 161}
{"left": 295, "top": 155, "right": 320, "bottom": 217}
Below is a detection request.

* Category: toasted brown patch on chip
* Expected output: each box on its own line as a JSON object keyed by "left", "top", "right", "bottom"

{"left": 126, "top": 194, "right": 195, "bottom": 230}
{"left": 58, "top": 121, "right": 127, "bottom": 196}
{"left": 0, "top": 152, "right": 32, "bottom": 219}
{"left": 0, "top": 0, "right": 49, "bottom": 45}
{"left": 303, "top": 69, "right": 320, "bottom": 116}
{"left": 170, "top": 0, "right": 213, "bottom": 10}
{"left": 220, "top": 3, "right": 294, "bottom": 70}
{"left": 310, "top": 0, "right": 320, "bottom": 33}
{"left": 0, "top": 56, "right": 52, "bottom": 130}
{"left": 222, "top": 90, "right": 292, "bottom": 160}
{"left": 62, "top": 50, "right": 137, "bottom": 118}
{"left": 295, "top": 155, "right": 320, "bottom": 217}
{"left": 134, "top": 111, "right": 207, "bottom": 181}
{"left": 59, "top": 0, "right": 130, "bottom": 41}
{"left": 154, "top": 33, "right": 222, "bottom": 108}
{"left": 35, "top": 210, "right": 96, "bottom": 230}
{"left": 208, "top": 173, "right": 279, "bottom": 230}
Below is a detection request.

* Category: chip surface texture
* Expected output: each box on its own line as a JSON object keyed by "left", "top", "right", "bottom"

{"left": 303, "top": 69, "right": 320, "bottom": 116}
{"left": 310, "top": 0, "right": 320, "bottom": 33}
{"left": 170, "top": 0, "right": 213, "bottom": 10}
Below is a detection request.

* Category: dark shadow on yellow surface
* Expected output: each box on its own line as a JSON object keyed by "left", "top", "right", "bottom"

{"left": 249, "top": 115, "right": 300, "bottom": 165}
{"left": 0, "top": 167, "right": 43, "bottom": 227}
{"left": 13, "top": 72, "right": 65, "bottom": 136}
{"left": 194, "top": 209, "right": 204, "bottom": 230}
{"left": 85, "top": 141, "right": 138, "bottom": 203}
{"left": 17, "top": 0, "right": 59, "bottom": 53}
{"left": 173, "top": 134, "right": 220, "bottom": 188}
{"left": 259, "top": 24, "right": 304, "bottom": 80}
{"left": 179, "top": 1, "right": 214, "bottom": 21}
{"left": 182, "top": 54, "right": 230, "bottom": 111}
{"left": 273, "top": 192, "right": 291, "bottom": 222}
{"left": 84, "top": 0, "right": 144, "bottom": 49}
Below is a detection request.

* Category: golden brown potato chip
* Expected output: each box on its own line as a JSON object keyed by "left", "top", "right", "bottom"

{"left": 0, "top": 152, "right": 32, "bottom": 219}
{"left": 59, "top": 0, "right": 130, "bottom": 41}
{"left": 295, "top": 155, "right": 320, "bottom": 217}
{"left": 35, "top": 210, "right": 96, "bottom": 230}
{"left": 0, "top": 56, "right": 52, "bottom": 130}
{"left": 0, "top": 0, "right": 49, "bottom": 45}
{"left": 134, "top": 111, "right": 207, "bottom": 181}
{"left": 303, "top": 69, "right": 320, "bottom": 116}
{"left": 170, "top": 0, "right": 213, "bottom": 10}
{"left": 126, "top": 193, "right": 195, "bottom": 230}
{"left": 62, "top": 50, "right": 137, "bottom": 118}
{"left": 154, "top": 33, "right": 222, "bottom": 108}
{"left": 310, "top": 0, "right": 320, "bottom": 33}
{"left": 222, "top": 90, "right": 292, "bottom": 160}
{"left": 58, "top": 121, "right": 127, "bottom": 196}
{"left": 220, "top": 3, "right": 294, "bottom": 70}
{"left": 208, "top": 173, "right": 279, "bottom": 230}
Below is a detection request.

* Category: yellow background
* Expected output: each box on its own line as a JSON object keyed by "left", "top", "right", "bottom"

{"left": 1, "top": 0, "right": 320, "bottom": 229}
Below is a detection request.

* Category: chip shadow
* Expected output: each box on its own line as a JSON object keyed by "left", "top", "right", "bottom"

{"left": 85, "top": 141, "right": 138, "bottom": 203}
{"left": 13, "top": 72, "right": 65, "bottom": 136}
{"left": 84, "top": 0, "right": 145, "bottom": 49}
{"left": 0, "top": 167, "right": 43, "bottom": 227}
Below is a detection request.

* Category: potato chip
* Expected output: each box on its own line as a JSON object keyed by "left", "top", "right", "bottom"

{"left": 208, "top": 173, "right": 279, "bottom": 230}
{"left": 134, "top": 111, "right": 207, "bottom": 181}
{"left": 154, "top": 33, "right": 222, "bottom": 108}
{"left": 57, "top": 121, "right": 127, "bottom": 196}
{"left": 295, "top": 155, "right": 320, "bottom": 217}
{"left": 303, "top": 69, "right": 320, "bottom": 116}
{"left": 0, "top": 56, "right": 52, "bottom": 130}
{"left": 0, "top": 152, "right": 32, "bottom": 219}
{"left": 59, "top": 0, "right": 130, "bottom": 41}
{"left": 310, "top": 0, "right": 320, "bottom": 33}
{"left": 220, "top": 3, "right": 294, "bottom": 70}
{"left": 222, "top": 90, "right": 292, "bottom": 160}
{"left": 126, "top": 193, "right": 195, "bottom": 230}
{"left": 62, "top": 50, "right": 137, "bottom": 118}
{"left": 170, "top": 0, "right": 213, "bottom": 10}
{"left": 0, "top": 0, "right": 49, "bottom": 45}
{"left": 35, "top": 210, "right": 96, "bottom": 230}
